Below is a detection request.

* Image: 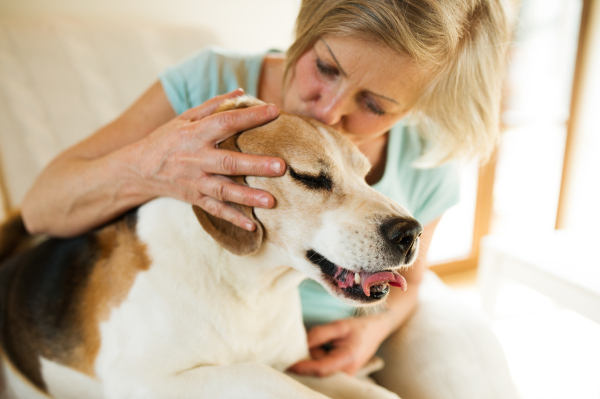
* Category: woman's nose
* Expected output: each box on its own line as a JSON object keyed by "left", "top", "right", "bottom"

{"left": 313, "top": 92, "right": 350, "bottom": 127}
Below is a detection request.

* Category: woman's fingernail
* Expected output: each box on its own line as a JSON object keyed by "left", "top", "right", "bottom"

{"left": 259, "top": 197, "right": 270, "bottom": 207}
{"left": 237, "top": 87, "right": 245, "bottom": 94}
{"left": 244, "top": 222, "right": 255, "bottom": 231}
{"left": 267, "top": 104, "right": 278, "bottom": 118}
{"left": 270, "top": 161, "right": 281, "bottom": 174}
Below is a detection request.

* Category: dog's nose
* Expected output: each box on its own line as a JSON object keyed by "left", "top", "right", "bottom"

{"left": 379, "top": 217, "right": 423, "bottom": 257}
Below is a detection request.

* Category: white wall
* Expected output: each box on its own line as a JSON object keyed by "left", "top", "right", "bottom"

{"left": 0, "top": 0, "right": 299, "bottom": 51}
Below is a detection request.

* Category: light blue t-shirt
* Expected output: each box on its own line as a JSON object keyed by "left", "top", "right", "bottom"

{"left": 160, "top": 47, "right": 460, "bottom": 326}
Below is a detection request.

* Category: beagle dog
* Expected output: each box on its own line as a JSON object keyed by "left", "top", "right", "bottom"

{"left": 0, "top": 96, "right": 421, "bottom": 399}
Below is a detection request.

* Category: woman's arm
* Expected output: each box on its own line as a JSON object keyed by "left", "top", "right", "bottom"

{"left": 372, "top": 218, "right": 438, "bottom": 332}
{"left": 21, "top": 83, "right": 284, "bottom": 237}
{"left": 288, "top": 218, "right": 439, "bottom": 377}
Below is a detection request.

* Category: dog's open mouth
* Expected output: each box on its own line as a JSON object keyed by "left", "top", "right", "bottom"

{"left": 306, "top": 250, "right": 407, "bottom": 301}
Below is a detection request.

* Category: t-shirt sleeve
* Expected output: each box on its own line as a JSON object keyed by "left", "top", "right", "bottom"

{"left": 159, "top": 48, "right": 216, "bottom": 115}
{"left": 158, "top": 46, "right": 264, "bottom": 115}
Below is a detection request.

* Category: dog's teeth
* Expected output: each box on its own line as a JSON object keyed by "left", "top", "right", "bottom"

{"left": 354, "top": 273, "right": 361, "bottom": 285}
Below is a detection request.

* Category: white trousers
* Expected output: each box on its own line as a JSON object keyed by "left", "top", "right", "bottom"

{"left": 371, "top": 272, "right": 520, "bottom": 399}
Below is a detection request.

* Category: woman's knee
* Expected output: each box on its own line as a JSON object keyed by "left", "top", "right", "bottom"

{"left": 372, "top": 299, "right": 520, "bottom": 399}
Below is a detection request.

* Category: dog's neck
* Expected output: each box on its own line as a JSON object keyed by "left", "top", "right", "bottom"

{"left": 92, "top": 198, "right": 310, "bottom": 376}
{"left": 136, "top": 198, "right": 307, "bottom": 297}
{"left": 213, "top": 241, "right": 307, "bottom": 297}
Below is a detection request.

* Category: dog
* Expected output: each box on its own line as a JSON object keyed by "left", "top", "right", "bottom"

{"left": 0, "top": 96, "right": 422, "bottom": 399}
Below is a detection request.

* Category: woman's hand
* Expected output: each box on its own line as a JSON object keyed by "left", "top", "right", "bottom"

{"left": 22, "top": 86, "right": 285, "bottom": 237}
{"left": 287, "top": 314, "right": 393, "bottom": 377}
{"left": 287, "top": 220, "right": 436, "bottom": 378}
{"left": 133, "top": 89, "right": 286, "bottom": 231}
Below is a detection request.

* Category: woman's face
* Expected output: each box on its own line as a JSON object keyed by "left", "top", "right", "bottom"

{"left": 283, "top": 36, "right": 427, "bottom": 145}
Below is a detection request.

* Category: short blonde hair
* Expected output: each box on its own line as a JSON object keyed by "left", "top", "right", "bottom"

{"left": 286, "top": 0, "right": 513, "bottom": 165}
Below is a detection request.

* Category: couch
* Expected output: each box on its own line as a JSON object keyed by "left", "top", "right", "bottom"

{"left": 0, "top": 16, "right": 520, "bottom": 399}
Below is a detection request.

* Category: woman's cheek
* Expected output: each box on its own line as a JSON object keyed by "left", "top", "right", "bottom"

{"left": 295, "top": 51, "right": 328, "bottom": 99}
{"left": 345, "top": 113, "right": 380, "bottom": 136}
{"left": 346, "top": 114, "right": 399, "bottom": 137}
{"left": 298, "top": 68, "right": 325, "bottom": 102}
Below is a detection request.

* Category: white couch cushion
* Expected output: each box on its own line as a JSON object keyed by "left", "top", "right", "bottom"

{"left": 0, "top": 17, "right": 216, "bottom": 210}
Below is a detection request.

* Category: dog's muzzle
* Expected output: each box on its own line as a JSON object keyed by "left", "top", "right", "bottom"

{"left": 379, "top": 217, "right": 422, "bottom": 262}
{"left": 305, "top": 216, "right": 422, "bottom": 303}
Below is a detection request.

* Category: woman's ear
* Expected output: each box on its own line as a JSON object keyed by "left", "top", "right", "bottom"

{"left": 192, "top": 133, "right": 265, "bottom": 257}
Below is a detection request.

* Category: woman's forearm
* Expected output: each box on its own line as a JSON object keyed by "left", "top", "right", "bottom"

{"left": 21, "top": 142, "right": 149, "bottom": 237}
{"left": 378, "top": 218, "right": 439, "bottom": 335}
{"left": 21, "top": 81, "right": 176, "bottom": 237}
{"left": 19, "top": 86, "right": 284, "bottom": 237}
{"left": 378, "top": 273, "right": 421, "bottom": 333}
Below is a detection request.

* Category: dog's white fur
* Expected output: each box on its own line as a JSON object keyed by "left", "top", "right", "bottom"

{"left": 20, "top": 199, "right": 399, "bottom": 399}
{"left": 1, "top": 97, "right": 417, "bottom": 399}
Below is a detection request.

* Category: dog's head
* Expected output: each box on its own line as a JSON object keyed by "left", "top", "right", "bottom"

{"left": 194, "top": 96, "right": 422, "bottom": 305}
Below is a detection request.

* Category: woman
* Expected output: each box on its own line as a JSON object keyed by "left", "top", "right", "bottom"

{"left": 21, "top": 0, "right": 519, "bottom": 397}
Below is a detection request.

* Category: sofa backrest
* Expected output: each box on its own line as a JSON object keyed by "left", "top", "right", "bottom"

{"left": 0, "top": 17, "right": 218, "bottom": 220}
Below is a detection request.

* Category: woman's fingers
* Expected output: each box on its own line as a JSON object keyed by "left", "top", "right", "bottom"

{"left": 196, "top": 196, "right": 256, "bottom": 231}
{"left": 198, "top": 103, "right": 279, "bottom": 143}
{"left": 141, "top": 92, "right": 284, "bottom": 227}
{"left": 202, "top": 149, "right": 285, "bottom": 177}
{"left": 306, "top": 322, "right": 351, "bottom": 348}
{"left": 192, "top": 174, "right": 275, "bottom": 231}
{"left": 200, "top": 174, "right": 275, "bottom": 209}
{"left": 287, "top": 321, "right": 357, "bottom": 376}
{"left": 288, "top": 348, "right": 354, "bottom": 377}
{"left": 183, "top": 101, "right": 285, "bottom": 177}
{"left": 179, "top": 88, "right": 246, "bottom": 121}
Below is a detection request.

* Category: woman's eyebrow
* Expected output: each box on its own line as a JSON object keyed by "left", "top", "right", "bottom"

{"left": 371, "top": 92, "right": 400, "bottom": 106}
{"left": 320, "top": 38, "right": 400, "bottom": 106}
{"left": 320, "top": 38, "right": 347, "bottom": 76}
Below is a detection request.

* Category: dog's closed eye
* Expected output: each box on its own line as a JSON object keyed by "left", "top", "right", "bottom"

{"left": 289, "top": 167, "right": 333, "bottom": 191}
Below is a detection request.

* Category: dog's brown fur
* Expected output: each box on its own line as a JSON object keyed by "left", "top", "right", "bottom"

{"left": 0, "top": 210, "right": 150, "bottom": 394}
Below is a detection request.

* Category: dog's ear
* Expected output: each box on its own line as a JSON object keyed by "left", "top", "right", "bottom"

{"left": 193, "top": 134, "right": 264, "bottom": 256}
{"left": 193, "top": 97, "right": 267, "bottom": 256}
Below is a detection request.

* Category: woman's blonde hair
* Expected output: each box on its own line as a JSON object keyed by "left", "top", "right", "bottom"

{"left": 286, "top": 0, "right": 513, "bottom": 165}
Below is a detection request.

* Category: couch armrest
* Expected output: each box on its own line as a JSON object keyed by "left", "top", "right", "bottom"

{"left": 0, "top": 156, "right": 10, "bottom": 221}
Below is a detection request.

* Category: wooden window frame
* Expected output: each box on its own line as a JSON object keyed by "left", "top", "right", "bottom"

{"left": 429, "top": 155, "right": 497, "bottom": 275}
{"left": 431, "top": 0, "right": 591, "bottom": 275}
{"left": 555, "top": 0, "right": 594, "bottom": 229}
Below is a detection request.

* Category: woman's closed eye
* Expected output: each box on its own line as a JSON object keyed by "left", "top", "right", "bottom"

{"left": 316, "top": 58, "right": 339, "bottom": 78}
{"left": 361, "top": 93, "right": 386, "bottom": 116}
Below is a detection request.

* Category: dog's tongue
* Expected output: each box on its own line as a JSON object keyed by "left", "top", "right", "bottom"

{"left": 360, "top": 271, "right": 407, "bottom": 297}
{"left": 333, "top": 267, "right": 408, "bottom": 296}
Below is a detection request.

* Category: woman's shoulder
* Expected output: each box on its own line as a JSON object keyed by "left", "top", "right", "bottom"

{"left": 159, "top": 46, "right": 267, "bottom": 114}
{"left": 166, "top": 46, "right": 266, "bottom": 73}
{"left": 183, "top": 46, "right": 266, "bottom": 73}
{"left": 387, "top": 121, "right": 456, "bottom": 175}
